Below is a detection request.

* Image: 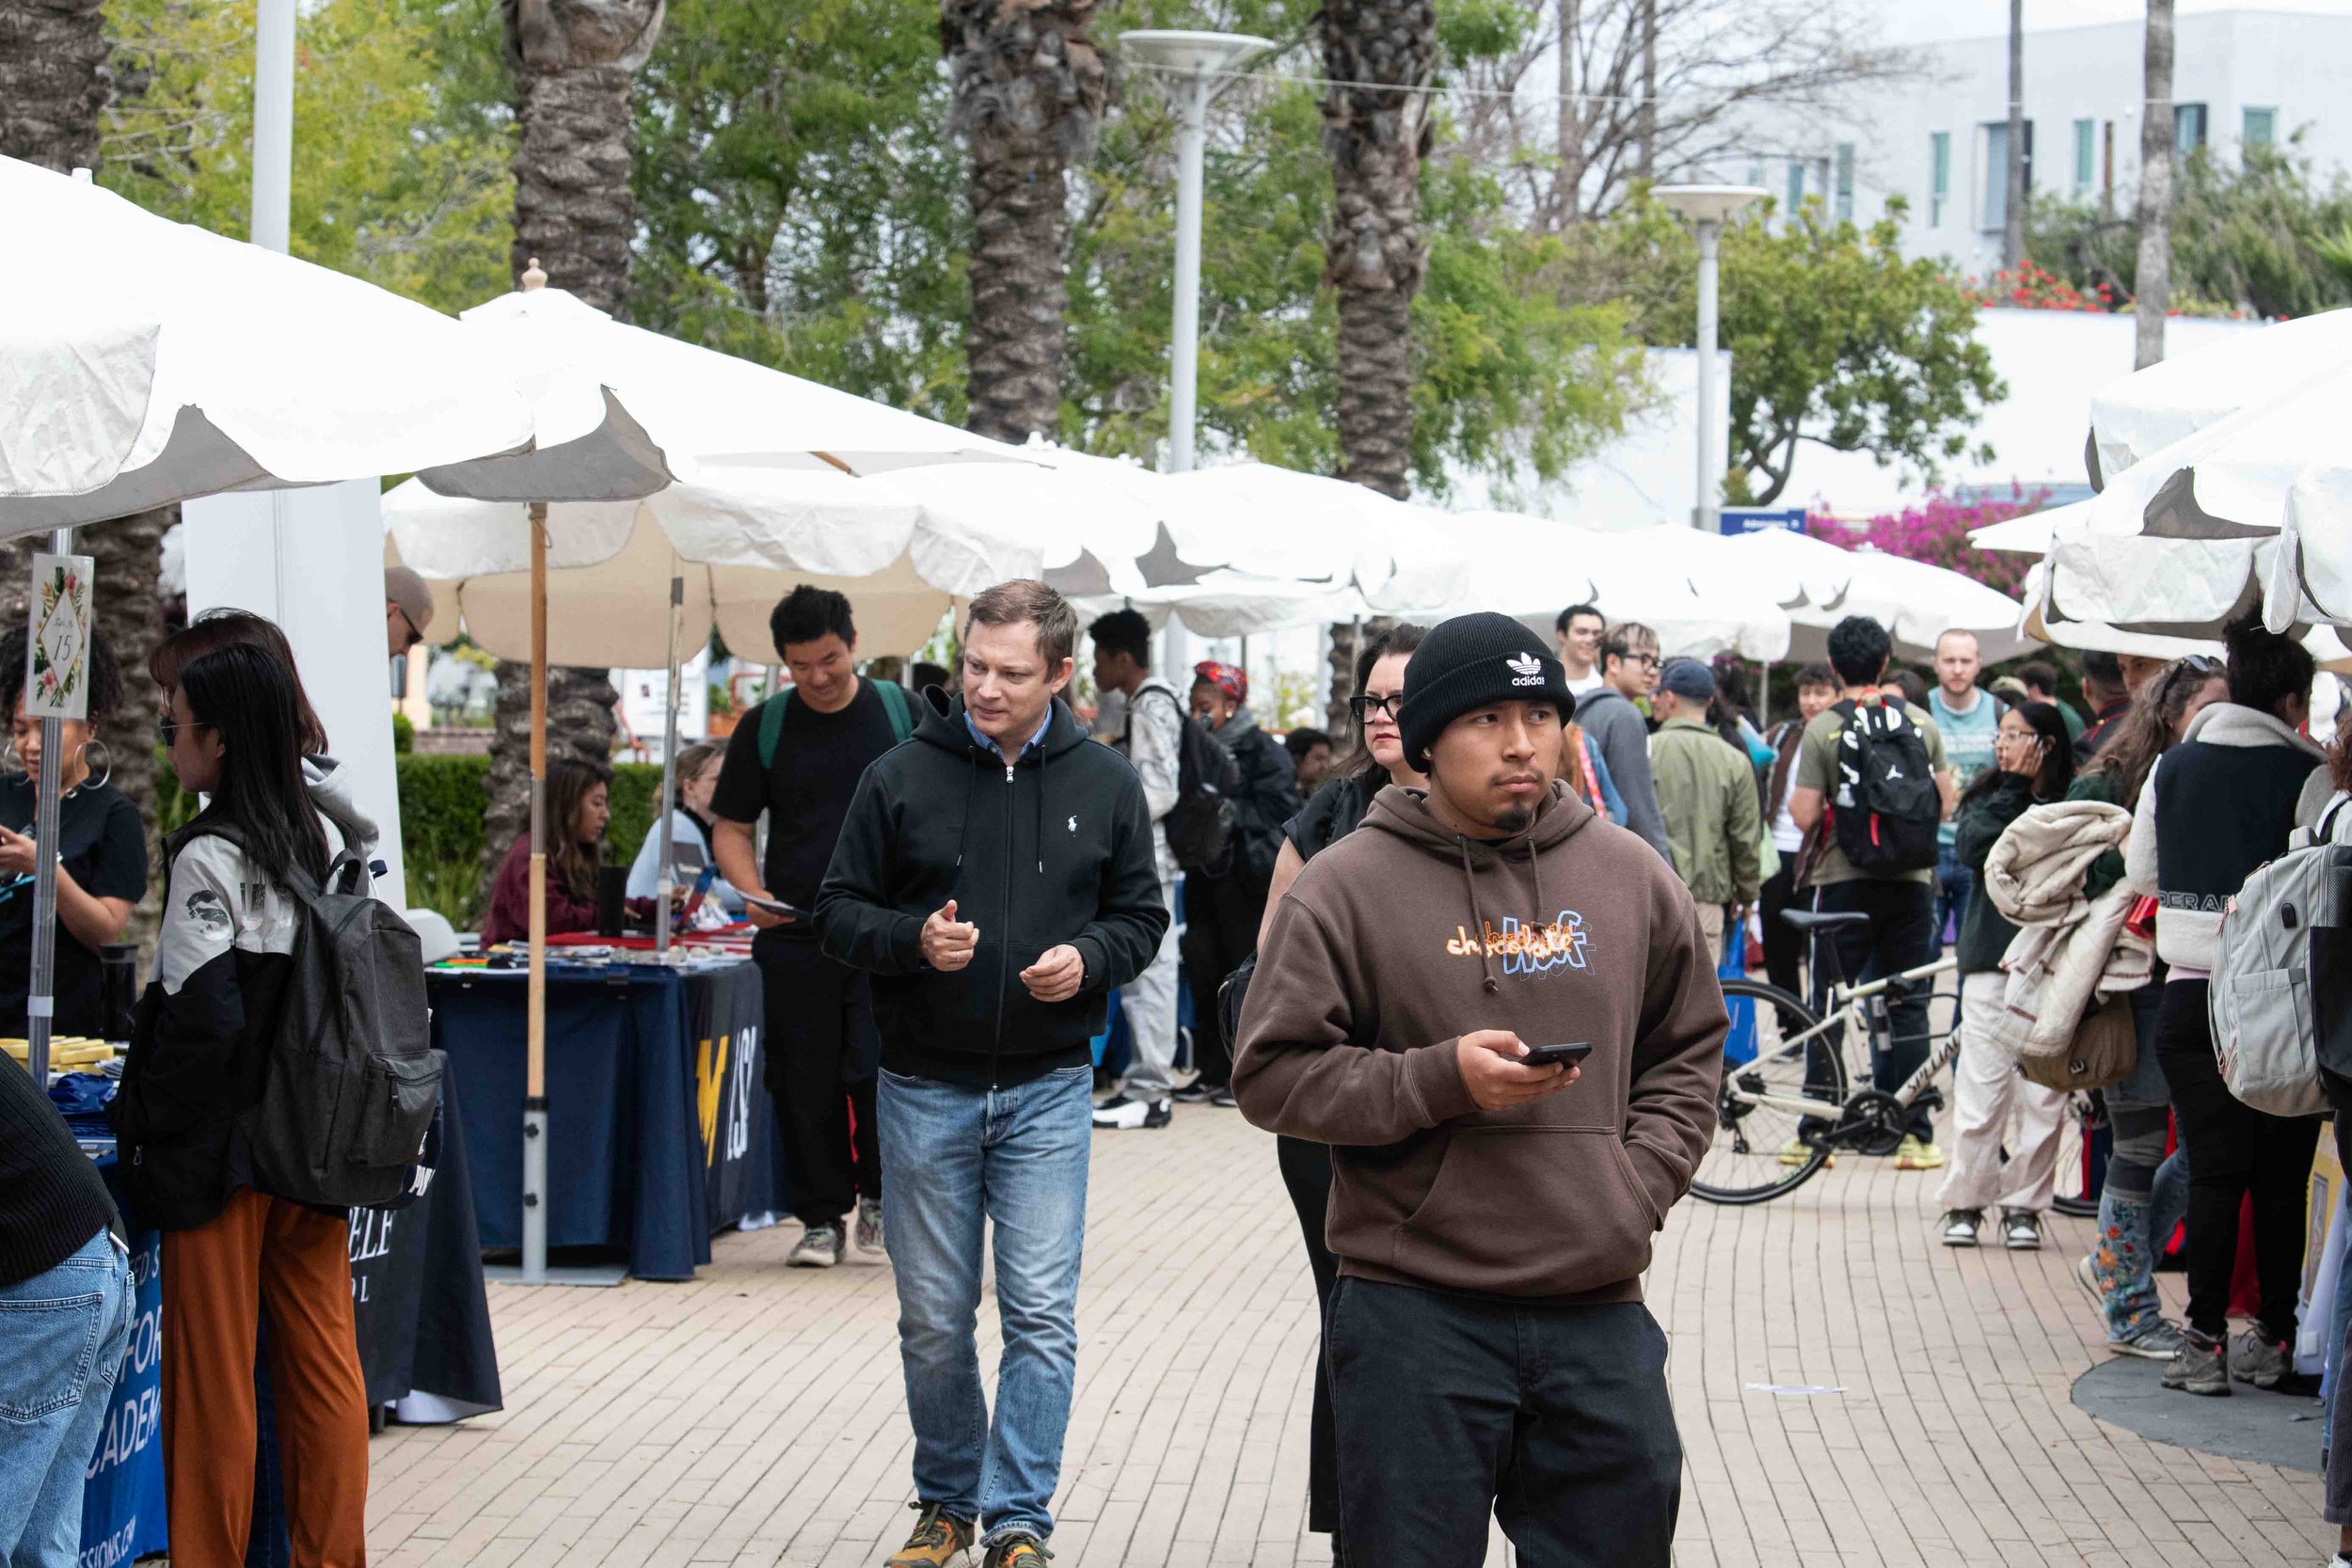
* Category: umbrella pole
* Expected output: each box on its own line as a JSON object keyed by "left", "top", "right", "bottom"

{"left": 653, "top": 561, "right": 682, "bottom": 956}
{"left": 523, "top": 499, "right": 549, "bottom": 1286}
{"left": 25, "top": 525, "right": 72, "bottom": 1084}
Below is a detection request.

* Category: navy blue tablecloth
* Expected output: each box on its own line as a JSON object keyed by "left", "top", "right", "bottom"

{"left": 428, "top": 959, "right": 774, "bottom": 1281}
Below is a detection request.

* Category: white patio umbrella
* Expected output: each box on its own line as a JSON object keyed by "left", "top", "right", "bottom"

{"left": 1966, "top": 498, "right": 2096, "bottom": 557}
{"left": 2088, "top": 309, "right": 2352, "bottom": 486}
{"left": 1706, "top": 528, "right": 2031, "bottom": 662}
{"left": 0, "top": 160, "right": 665, "bottom": 1085}
{"left": 1158, "top": 464, "right": 1473, "bottom": 610}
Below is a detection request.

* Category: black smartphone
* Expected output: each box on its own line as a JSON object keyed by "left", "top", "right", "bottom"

{"left": 1520, "top": 1042, "right": 1593, "bottom": 1068}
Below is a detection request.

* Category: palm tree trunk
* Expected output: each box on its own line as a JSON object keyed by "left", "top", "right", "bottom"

{"left": 1321, "top": 0, "right": 1436, "bottom": 499}
{"left": 1554, "top": 0, "right": 1583, "bottom": 225}
{"left": 1636, "top": 0, "right": 1657, "bottom": 182}
{"left": 488, "top": 0, "right": 665, "bottom": 878}
{"left": 941, "top": 0, "right": 1110, "bottom": 446}
{"left": 2133, "top": 0, "right": 2173, "bottom": 369}
{"left": 0, "top": 0, "right": 107, "bottom": 171}
{"left": 2001, "top": 0, "right": 2026, "bottom": 270}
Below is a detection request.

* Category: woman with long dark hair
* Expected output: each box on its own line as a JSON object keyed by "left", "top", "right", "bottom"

{"left": 2069, "top": 655, "right": 2225, "bottom": 1360}
{"left": 148, "top": 607, "right": 330, "bottom": 757}
{"left": 2126, "top": 617, "right": 2327, "bottom": 1397}
{"left": 1247, "top": 622, "right": 1423, "bottom": 1563}
{"left": 110, "top": 636, "right": 377, "bottom": 1568}
{"left": 1935, "top": 700, "right": 2074, "bottom": 1251}
{"left": 0, "top": 627, "right": 146, "bottom": 1036}
{"left": 481, "top": 758, "right": 612, "bottom": 945}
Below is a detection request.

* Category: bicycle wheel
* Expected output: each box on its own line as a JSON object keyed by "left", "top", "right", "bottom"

{"left": 1693, "top": 978, "right": 1849, "bottom": 1206}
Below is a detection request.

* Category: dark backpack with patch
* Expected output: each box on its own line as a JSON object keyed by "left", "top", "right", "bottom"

{"left": 1130, "top": 686, "right": 1244, "bottom": 877}
{"left": 206, "top": 823, "right": 443, "bottom": 1210}
{"left": 1826, "top": 697, "right": 1942, "bottom": 873}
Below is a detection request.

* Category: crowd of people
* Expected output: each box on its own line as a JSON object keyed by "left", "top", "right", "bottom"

{"left": 11, "top": 557, "right": 2352, "bottom": 1568}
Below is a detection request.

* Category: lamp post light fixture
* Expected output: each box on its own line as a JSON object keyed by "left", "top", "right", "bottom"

{"left": 1652, "top": 183, "right": 1768, "bottom": 534}
{"left": 1118, "top": 29, "right": 1275, "bottom": 477}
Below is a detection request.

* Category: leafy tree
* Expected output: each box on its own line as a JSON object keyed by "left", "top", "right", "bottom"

{"left": 2028, "top": 145, "right": 2352, "bottom": 322}
{"left": 1575, "top": 195, "right": 2003, "bottom": 505}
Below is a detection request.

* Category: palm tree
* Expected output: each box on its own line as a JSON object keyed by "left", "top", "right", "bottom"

{"left": 2, "top": 0, "right": 173, "bottom": 926}
{"left": 2133, "top": 0, "right": 2173, "bottom": 369}
{"left": 940, "top": 0, "right": 1111, "bottom": 445}
{"left": 1320, "top": 0, "right": 1437, "bottom": 499}
{"left": 2001, "top": 0, "right": 2026, "bottom": 271}
{"left": 485, "top": 0, "right": 665, "bottom": 880}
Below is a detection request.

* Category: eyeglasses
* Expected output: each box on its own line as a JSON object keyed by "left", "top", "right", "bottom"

{"left": 391, "top": 605, "right": 423, "bottom": 654}
{"left": 157, "top": 713, "right": 209, "bottom": 746}
{"left": 1349, "top": 693, "right": 1403, "bottom": 723}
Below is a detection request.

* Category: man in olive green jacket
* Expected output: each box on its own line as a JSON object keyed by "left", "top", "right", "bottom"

{"left": 1647, "top": 657, "right": 1761, "bottom": 951}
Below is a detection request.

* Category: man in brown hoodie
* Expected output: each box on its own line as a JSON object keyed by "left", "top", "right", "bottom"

{"left": 1232, "top": 611, "right": 1725, "bottom": 1567}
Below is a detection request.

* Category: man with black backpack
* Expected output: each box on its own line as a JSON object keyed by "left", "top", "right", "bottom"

{"left": 711, "top": 586, "right": 914, "bottom": 1268}
{"left": 1179, "top": 661, "right": 1295, "bottom": 1103}
{"left": 1788, "top": 614, "right": 1956, "bottom": 1169}
{"left": 1086, "top": 610, "right": 1184, "bottom": 1130}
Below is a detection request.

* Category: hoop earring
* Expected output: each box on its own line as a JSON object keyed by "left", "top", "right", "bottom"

{"left": 1, "top": 741, "right": 20, "bottom": 776}
{"left": 76, "top": 739, "right": 112, "bottom": 792}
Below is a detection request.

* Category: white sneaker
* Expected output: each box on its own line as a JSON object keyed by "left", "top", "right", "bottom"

{"left": 1090, "top": 1094, "right": 1171, "bottom": 1130}
{"left": 2002, "top": 1211, "right": 2043, "bottom": 1251}
{"left": 854, "top": 1197, "right": 885, "bottom": 1255}
{"left": 1940, "top": 1210, "right": 1982, "bottom": 1247}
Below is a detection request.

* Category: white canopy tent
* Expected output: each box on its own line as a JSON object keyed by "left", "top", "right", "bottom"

{"left": 2088, "top": 309, "right": 2352, "bottom": 486}
{"left": 0, "top": 159, "right": 658, "bottom": 1087}
{"left": 1682, "top": 527, "right": 2029, "bottom": 662}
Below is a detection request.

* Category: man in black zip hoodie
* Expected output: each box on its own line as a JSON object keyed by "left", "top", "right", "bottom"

{"left": 817, "top": 580, "right": 1168, "bottom": 1568}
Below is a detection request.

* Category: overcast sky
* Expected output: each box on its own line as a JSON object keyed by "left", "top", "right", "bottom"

{"left": 1879, "top": 0, "right": 2352, "bottom": 43}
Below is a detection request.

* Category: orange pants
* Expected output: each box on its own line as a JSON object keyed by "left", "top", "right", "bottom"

{"left": 162, "top": 1188, "right": 370, "bottom": 1568}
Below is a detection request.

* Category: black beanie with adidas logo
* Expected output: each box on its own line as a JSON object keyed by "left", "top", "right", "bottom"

{"left": 1394, "top": 610, "right": 1577, "bottom": 769}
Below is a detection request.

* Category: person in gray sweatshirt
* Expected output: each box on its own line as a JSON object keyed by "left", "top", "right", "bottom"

{"left": 1573, "top": 622, "right": 1674, "bottom": 860}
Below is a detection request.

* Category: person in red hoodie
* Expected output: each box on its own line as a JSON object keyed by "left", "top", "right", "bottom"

{"left": 1233, "top": 611, "right": 1724, "bottom": 1568}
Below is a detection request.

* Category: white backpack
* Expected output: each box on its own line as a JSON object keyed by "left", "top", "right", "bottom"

{"left": 2208, "top": 797, "right": 2352, "bottom": 1117}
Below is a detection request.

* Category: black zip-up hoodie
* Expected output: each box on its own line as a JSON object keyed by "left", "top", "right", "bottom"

{"left": 816, "top": 689, "right": 1170, "bottom": 1085}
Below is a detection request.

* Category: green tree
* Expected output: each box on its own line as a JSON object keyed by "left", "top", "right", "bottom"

{"left": 1579, "top": 195, "right": 2003, "bottom": 505}
{"left": 2028, "top": 144, "right": 2352, "bottom": 322}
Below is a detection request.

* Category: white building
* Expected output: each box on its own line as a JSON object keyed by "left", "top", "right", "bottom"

{"left": 1715, "top": 1, "right": 2352, "bottom": 281}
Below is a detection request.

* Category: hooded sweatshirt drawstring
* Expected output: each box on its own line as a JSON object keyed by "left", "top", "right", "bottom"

{"left": 1035, "top": 745, "right": 1047, "bottom": 874}
{"left": 1454, "top": 820, "right": 1556, "bottom": 993}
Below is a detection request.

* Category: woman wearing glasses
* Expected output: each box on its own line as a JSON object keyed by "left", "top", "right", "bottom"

{"left": 0, "top": 626, "right": 145, "bottom": 1037}
{"left": 2065, "top": 655, "right": 2225, "bottom": 1361}
{"left": 1249, "top": 621, "right": 1424, "bottom": 1565}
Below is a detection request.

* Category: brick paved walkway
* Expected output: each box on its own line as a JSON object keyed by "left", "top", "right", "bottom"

{"left": 366, "top": 1108, "right": 2337, "bottom": 1567}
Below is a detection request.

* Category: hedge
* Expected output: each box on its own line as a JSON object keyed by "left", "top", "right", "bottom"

{"left": 156, "top": 750, "right": 668, "bottom": 927}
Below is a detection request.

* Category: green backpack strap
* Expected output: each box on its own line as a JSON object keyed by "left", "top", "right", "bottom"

{"left": 757, "top": 689, "right": 793, "bottom": 771}
{"left": 874, "top": 678, "right": 914, "bottom": 745}
{"left": 759, "top": 680, "right": 912, "bottom": 768}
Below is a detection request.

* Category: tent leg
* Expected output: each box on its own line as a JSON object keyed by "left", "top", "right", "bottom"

{"left": 523, "top": 499, "right": 548, "bottom": 1287}
{"left": 654, "top": 565, "right": 682, "bottom": 955}
{"left": 25, "top": 526, "right": 72, "bottom": 1084}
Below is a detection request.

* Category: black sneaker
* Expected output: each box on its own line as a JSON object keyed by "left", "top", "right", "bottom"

{"left": 1172, "top": 1081, "right": 1220, "bottom": 1104}
{"left": 1091, "top": 1094, "right": 1172, "bottom": 1130}
{"left": 1211, "top": 1085, "right": 1238, "bottom": 1108}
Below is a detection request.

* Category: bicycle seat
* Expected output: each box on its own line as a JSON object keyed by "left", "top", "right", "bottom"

{"left": 1780, "top": 910, "right": 1874, "bottom": 933}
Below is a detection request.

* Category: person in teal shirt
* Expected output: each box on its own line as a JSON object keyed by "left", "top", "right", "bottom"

{"left": 1929, "top": 630, "right": 2001, "bottom": 953}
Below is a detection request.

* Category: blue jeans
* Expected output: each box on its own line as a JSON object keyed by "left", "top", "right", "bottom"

{"left": 0, "top": 1227, "right": 136, "bottom": 1568}
{"left": 1932, "top": 842, "right": 1973, "bottom": 956}
{"left": 879, "top": 1064, "right": 1091, "bottom": 1544}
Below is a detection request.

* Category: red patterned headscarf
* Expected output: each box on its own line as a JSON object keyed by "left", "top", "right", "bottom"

{"left": 1193, "top": 660, "right": 1248, "bottom": 704}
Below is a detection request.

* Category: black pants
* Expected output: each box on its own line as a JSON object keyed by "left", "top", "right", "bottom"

{"left": 1276, "top": 1136, "right": 1341, "bottom": 1539}
{"left": 1181, "top": 866, "right": 1270, "bottom": 1088}
{"left": 2153, "top": 978, "right": 2320, "bottom": 1341}
{"left": 1757, "top": 863, "right": 1804, "bottom": 998}
{"left": 755, "top": 930, "right": 882, "bottom": 1228}
{"left": 1813, "top": 879, "right": 1937, "bottom": 1139}
{"left": 1325, "top": 1278, "right": 1680, "bottom": 1567}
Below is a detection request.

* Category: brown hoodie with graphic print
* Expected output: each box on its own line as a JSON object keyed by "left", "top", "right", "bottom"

{"left": 1232, "top": 782, "right": 1725, "bottom": 1303}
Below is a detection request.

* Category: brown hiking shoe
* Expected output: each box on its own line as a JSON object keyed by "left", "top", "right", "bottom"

{"left": 884, "top": 1502, "right": 975, "bottom": 1567}
{"left": 980, "top": 1534, "right": 1052, "bottom": 1568}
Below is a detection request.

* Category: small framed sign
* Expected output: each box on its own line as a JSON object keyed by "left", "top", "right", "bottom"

{"left": 27, "top": 553, "right": 95, "bottom": 721}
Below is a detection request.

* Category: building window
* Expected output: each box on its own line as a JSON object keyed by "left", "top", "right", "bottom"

{"left": 1744, "top": 159, "right": 1766, "bottom": 189}
{"left": 1931, "top": 131, "right": 1949, "bottom": 226}
{"left": 2174, "top": 103, "right": 2208, "bottom": 153}
{"left": 1785, "top": 160, "right": 1804, "bottom": 222}
{"left": 2073, "top": 119, "right": 2095, "bottom": 194}
{"left": 2244, "top": 106, "right": 2277, "bottom": 148}
{"left": 1983, "top": 121, "right": 2031, "bottom": 230}
{"left": 1834, "top": 143, "right": 1855, "bottom": 222}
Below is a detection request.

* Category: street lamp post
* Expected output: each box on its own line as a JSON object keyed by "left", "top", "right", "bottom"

{"left": 1118, "top": 30, "right": 1273, "bottom": 673}
{"left": 1653, "top": 184, "right": 1767, "bottom": 534}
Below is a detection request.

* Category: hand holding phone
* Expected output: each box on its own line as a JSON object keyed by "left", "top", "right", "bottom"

{"left": 742, "top": 893, "right": 809, "bottom": 927}
{"left": 1455, "top": 1030, "right": 1581, "bottom": 1111}
{"left": 1518, "top": 1042, "right": 1592, "bottom": 1068}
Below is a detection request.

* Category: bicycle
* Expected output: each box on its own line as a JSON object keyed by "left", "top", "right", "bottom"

{"left": 1694, "top": 910, "right": 1963, "bottom": 1205}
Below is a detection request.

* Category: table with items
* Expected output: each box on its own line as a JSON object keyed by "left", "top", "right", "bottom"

{"left": 426, "top": 944, "right": 787, "bottom": 1281}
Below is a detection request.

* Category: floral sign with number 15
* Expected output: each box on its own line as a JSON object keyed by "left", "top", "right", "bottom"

{"left": 27, "top": 553, "right": 94, "bottom": 721}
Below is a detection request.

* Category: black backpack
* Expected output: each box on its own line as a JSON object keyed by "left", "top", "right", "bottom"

{"left": 1827, "top": 698, "right": 1942, "bottom": 873}
{"left": 1129, "top": 686, "right": 1244, "bottom": 877}
{"left": 202, "top": 823, "right": 443, "bottom": 1210}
